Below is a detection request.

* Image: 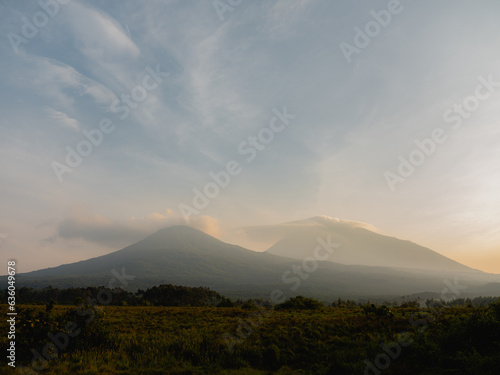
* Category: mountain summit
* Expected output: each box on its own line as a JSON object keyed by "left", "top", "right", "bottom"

{"left": 19, "top": 226, "right": 293, "bottom": 292}
{"left": 262, "top": 216, "right": 474, "bottom": 272}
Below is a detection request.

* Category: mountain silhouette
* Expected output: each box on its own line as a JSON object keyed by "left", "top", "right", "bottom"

{"left": 9, "top": 223, "right": 500, "bottom": 299}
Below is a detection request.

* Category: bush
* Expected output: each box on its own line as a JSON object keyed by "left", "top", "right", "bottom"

{"left": 15, "top": 299, "right": 115, "bottom": 365}
{"left": 490, "top": 299, "right": 500, "bottom": 321}
{"left": 217, "top": 297, "right": 235, "bottom": 307}
{"left": 275, "top": 296, "right": 323, "bottom": 310}
{"left": 363, "top": 304, "right": 394, "bottom": 318}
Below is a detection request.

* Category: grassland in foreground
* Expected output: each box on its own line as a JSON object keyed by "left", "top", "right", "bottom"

{"left": 2, "top": 301, "right": 500, "bottom": 374}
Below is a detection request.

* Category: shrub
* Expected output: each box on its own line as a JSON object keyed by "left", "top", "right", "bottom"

{"left": 490, "top": 299, "right": 500, "bottom": 321}
{"left": 275, "top": 296, "right": 323, "bottom": 310}
{"left": 15, "top": 300, "right": 115, "bottom": 365}
{"left": 363, "top": 304, "right": 394, "bottom": 318}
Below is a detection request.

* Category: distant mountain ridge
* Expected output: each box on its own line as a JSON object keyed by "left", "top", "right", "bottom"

{"left": 265, "top": 216, "right": 475, "bottom": 272}
{"left": 6, "top": 220, "right": 500, "bottom": 299}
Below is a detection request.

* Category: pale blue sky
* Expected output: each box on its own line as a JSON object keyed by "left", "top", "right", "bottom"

{"left": 1, "top": 0, "right": 500, "bottom": 273}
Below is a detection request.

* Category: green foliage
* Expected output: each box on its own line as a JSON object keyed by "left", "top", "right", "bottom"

{"left": 363, "top": 303, "right": 394, "bottom": 318}
{"left": 275, "top": 296, "right": 324, "bottom": 310}
{"left": 388, "top": 306, "right": 500, "bottom": 374}
{"left": 13, "top": 300, "right": 115, "bottom": 366}
{"left": 400, "top": 299, "right": 420, "bottom": 308}
{"left": 240, "top": 300, "right": 256, "bottom": 309}
{"left": 2, "top": 298, "right": 500, "bottom": 374}
{"left": 138, "top": 284, "right": 228, "bottom": 306}
{"left": 489, "top": 298, "right": 500, "bottom": 321}
{"left": 1, "top": 283, "right": 232, "bottom": 307}
{"left": 217, "top": 297, "right": 235, "bottom": 307}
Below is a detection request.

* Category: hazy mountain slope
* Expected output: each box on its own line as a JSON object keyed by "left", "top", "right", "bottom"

{"left": 21, "top": 226, "right": 291, "bottom": 284}
{"left": 265, "top": 216, "right": 475, "bottom": 272}
{"left": 9, "top": 224, "right": 500, "bottom": 299}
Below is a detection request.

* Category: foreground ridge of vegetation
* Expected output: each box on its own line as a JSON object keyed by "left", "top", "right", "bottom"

{"left": 2, "top": 285, "right": 500, "bottom": 374}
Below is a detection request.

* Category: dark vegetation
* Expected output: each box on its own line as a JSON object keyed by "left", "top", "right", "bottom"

{"left": 1, "top": 285, "right": 500, "bottom": 374}
{"left": 0, "top": 284, "right": 231, "bottom": 307}
{"left": 4, "top": 285, "right": 499, "bottom": 308}
{"left": 275, "top": 295, "right": 324, "bottom": 310}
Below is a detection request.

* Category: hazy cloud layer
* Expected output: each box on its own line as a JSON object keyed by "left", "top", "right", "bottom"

{"left": 47, "top": 206, "right": 220, "bottom": 248}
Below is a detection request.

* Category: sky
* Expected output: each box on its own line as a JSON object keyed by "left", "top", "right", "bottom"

{"left": 1, "top": 0, "right": 500, "bottom": 274}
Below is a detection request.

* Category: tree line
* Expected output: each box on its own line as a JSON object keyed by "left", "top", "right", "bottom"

{"left": 2, "top": 285, "right": 499, "bottom": 309}
{"left": 0, "top": 284, "right": 230, "bottom": 307}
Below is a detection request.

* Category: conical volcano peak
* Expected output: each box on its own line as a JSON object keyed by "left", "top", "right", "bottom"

{"left": 133, "top": 225, "right": 224, "bottom": 250}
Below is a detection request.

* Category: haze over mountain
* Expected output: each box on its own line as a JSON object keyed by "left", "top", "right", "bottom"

{"left": 261, "top": 216, "right": 474, "bottom": 272}
{"left": 5, "top": 217, "right": 500, "bottom": 298}
{"left": 6, "top": 220, "right": 500, "bottom": 299}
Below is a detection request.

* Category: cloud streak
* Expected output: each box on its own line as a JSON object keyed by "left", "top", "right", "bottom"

{"left": 44, "top": 108, "right": 80, "bottom": 131}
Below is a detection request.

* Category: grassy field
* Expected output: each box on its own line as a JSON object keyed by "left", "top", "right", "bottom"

{"left": 2, "top": 302, "right": 500, "bottom": 374}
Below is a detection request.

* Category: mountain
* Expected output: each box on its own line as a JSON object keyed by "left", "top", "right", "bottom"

{"left": 8, "top": 223, "right": 500, "bottom": 300}
{"left": 19, "top": 226, "right": 293, "bottom": 291}
{"left": 265, "top": 216, "right": 474, "bottom": 272}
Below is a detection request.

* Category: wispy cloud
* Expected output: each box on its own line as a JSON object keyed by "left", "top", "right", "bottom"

{"left": 44, "top": 108, "right": 80, "bottom": 131}
{"left": 65, "top": 1, "right": 140, "bottom": 61}
{"left": 14, "top": 56, "right": 117, "bottom": 109}
{"left": 260, "top": 0, "right": 315, "bottom": 39}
